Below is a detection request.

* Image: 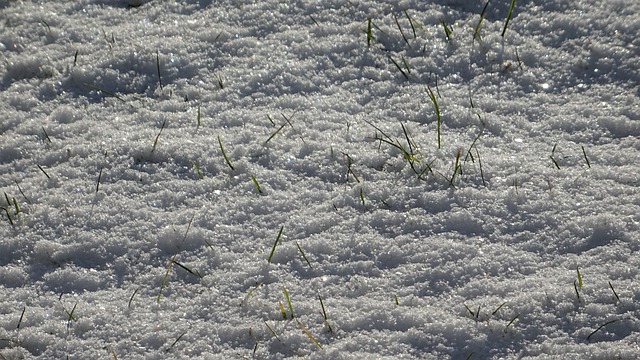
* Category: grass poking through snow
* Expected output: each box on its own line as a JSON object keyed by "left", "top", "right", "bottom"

{"left": 502, "top": 0, "right": 516, "bottom": 37}
{"left": 267, "top": 226, "right": 284, "bottom": 263}
{"left": 217, "top": 135, "right": 235, "bottom": 170}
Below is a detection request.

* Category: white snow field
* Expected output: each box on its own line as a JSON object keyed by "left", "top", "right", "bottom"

{"left": 1, "top": 0, "right": 639, "bottom": 358}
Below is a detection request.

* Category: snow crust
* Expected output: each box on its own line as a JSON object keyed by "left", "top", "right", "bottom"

{"left": 0, "top": 0, "right": 639, "bottom": 358}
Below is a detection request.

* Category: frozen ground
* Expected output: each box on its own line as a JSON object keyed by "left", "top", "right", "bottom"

{"left": 0, "top": 0, "right": 639, "bottom": 359}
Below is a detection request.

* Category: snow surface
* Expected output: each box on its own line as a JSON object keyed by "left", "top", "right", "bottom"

{"left": 0, "top": 0, "right": 639, "bottom": 359}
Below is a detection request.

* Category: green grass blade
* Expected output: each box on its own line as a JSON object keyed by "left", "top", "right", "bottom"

{"left": 191, "top": 161, "right": 204, "bottom": 179}
{"left": 474, "top": 0, "right": 491, "bottom": 41}
{"left": 265, "top": 123, "right": 286, "bottom": 143}
{"left": 157, "top": 257, "right": 175, "bottom": 302}
{"left": 218, "top": 135, "right": 235, "bottom": 170}
{"left": 240, "top": 282, "right": 262, "bottom": 306}
{"left": 251, "top": 175, "right": 263, "bottom": 193}
{"left": 296, "top": 320, "right": 322, "bottom": 348}
{"left": 389, "top": 56, "right": 409, "bottom": 80}
{"left": 366, "top": 18, "right": 374, "bottom": 47}
{"left": 440, "top": 19, "right": 452, "bottom": 41}
{"left": 267, "top": 226, "right": 284, "bottom": 263}
{"left": 283, "top": 287, "right": 294, "bottom": 318}
{"left": 576, "top": 266, "right": 583, "bottom": 290}
{"left": 426, "top": 86, "right": 442, "bottom": 149}
{"left": 296, "top": 241, "right": 312, "bottom": 268}
{"left": 393, "top": 13, "right": 410, "bottom": 46}
{"left": 502, "top": 0, "right": 516, "bottom": 37}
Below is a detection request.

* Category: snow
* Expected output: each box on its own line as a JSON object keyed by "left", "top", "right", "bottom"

{"left": 0, "top": 0, "right": 639, "bottom": 359}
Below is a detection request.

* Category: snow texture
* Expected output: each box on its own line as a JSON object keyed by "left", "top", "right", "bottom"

{"left": 0, "top": 0, "right": 639, "bottom": 359}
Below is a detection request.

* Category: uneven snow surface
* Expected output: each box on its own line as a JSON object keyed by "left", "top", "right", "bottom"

{"left": 1, "top": 0, "right": 639, "bottom": 359}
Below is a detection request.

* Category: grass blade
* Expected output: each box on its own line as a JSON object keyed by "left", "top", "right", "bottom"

{"left": 191, "top": 161, "right": 204, "bottom": 179}
{"left": 393, "top": 13, "right": 410, "bottom": 46}
{"left": 265, "top": 123, "right": 286, "bottom": 143}
{"left": 240, "top": 282, "right": 262, "bottom": 306}
{"left": 283, "top": 287, "right": 294, "bottom": 318}
{"left": 586, "top": 319, "right": 619, "bottom": 341}
{"left": 608, "top": 281, "right": 621, "bottom": 303}
{"left": 166, "top": 332, "right": 186, "bottom": 352}
{"left": 474, "top": 0, "right": 491, "bottom": 41}
{"left": 403, "top": 10, "right": 418, "bottom": 38}
{"left": 196, "top": 104, "right": 201, "bottom": 130}
{"left": 267, "top": 226, "right": 284, "bottom": 263}
{"left": 505, "top": 313, "right": 520, "bottom": 330}
{"left": 296, "top": 241, "right": 312, "bottom": 268}
{"left": 251, "top": 175, "right": 263, "bottom": 193}
{"left": 156, "top": 50, "right": 163, "bottom": 90}
{"left": 263, "top": 320, "right": 281, "bottom": 341}
{"left": 366, "top": 18, "right": 374, "bottom": 47}
{"left": 502, "top": 0, "right": 516, "bottom": 37}
{"left": 426, "top": 86, "right": 442, "bottom": 149}
{"left": 218, "top": 135, "right": 235, "bottom": 170}
{"left": 16, "top": 306, "right": 25, "bottom": 329}
{"left": 128, "top": 288, "right": 139, "bottom": 309}
{"left": 157, "top": 258, "right": 174, "bottom": 302}
{"left": 440, "top": 19, "right": 452, "bottom": 41}
{"left": 36, "top": 164, "right": 51, "bottom": 179}
{"left": 296, "top": 319, "right": 322, "bottom": 348}
{"left": 576, "top": 266, "right": 583, "bottom": 290}
{"left": 582, "top": 145, "right": 591, "bottom": 168}
{"left": 389, "top": 56, "right": 409, "bottom": 80}
{"left": 96, "top": 166, "right": 103, "bottom": 192}
{"left": 83, "top": 82, "right": 125, "bottom": 102}
{"left": 151, "top": 120, "right": 166, "bottom": 154}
